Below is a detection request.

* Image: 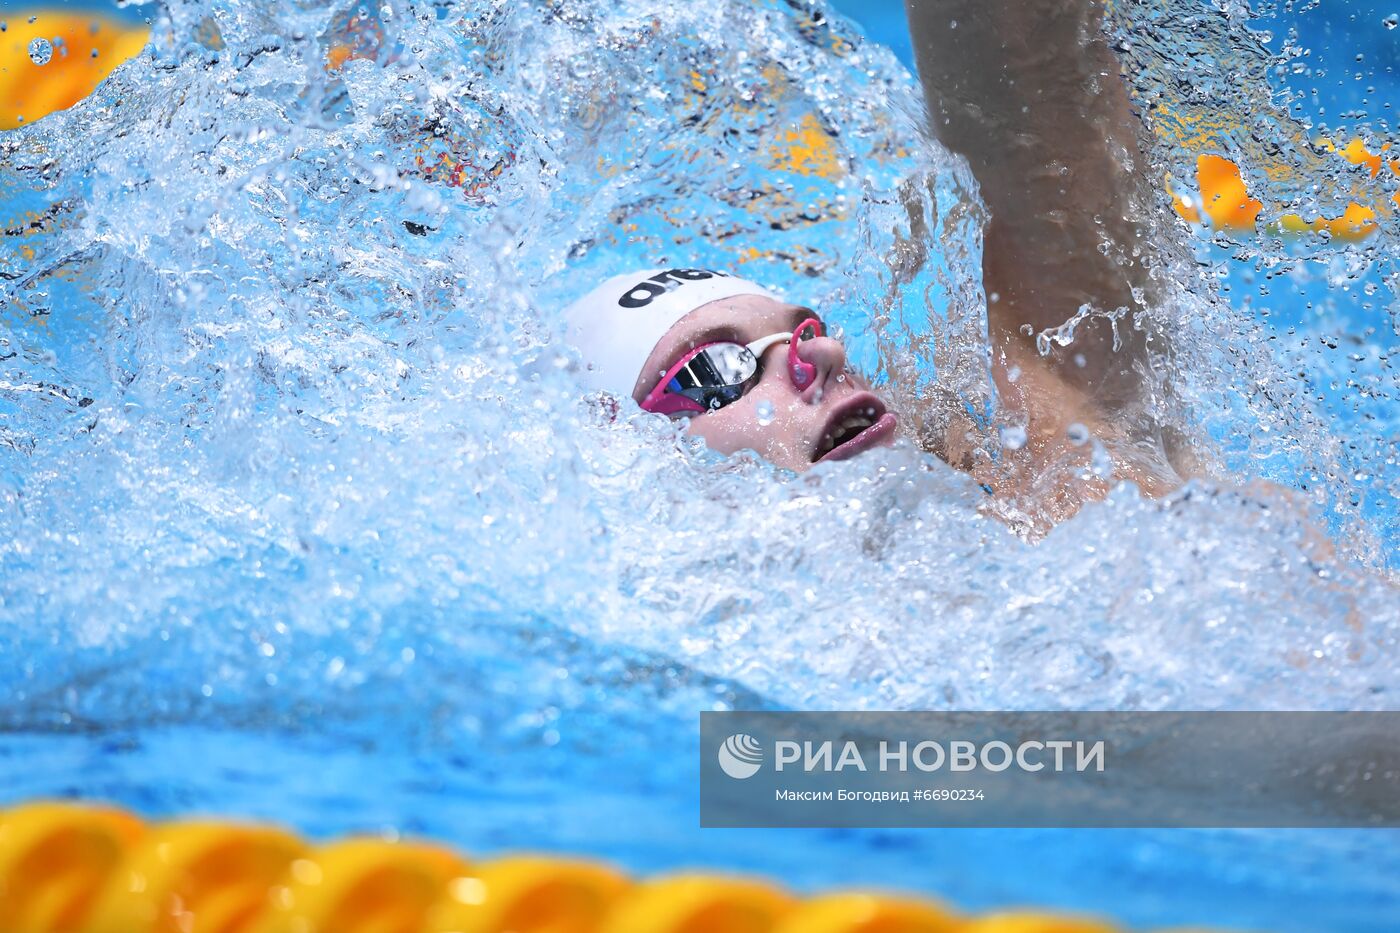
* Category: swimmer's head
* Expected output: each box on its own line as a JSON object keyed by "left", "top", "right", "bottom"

{"left": 563, "top": 268, "right": 897, "bottom": 471}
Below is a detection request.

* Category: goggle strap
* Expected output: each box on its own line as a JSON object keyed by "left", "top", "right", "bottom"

{"left": 744, "top": 331, "right": 795, "bottom": 358}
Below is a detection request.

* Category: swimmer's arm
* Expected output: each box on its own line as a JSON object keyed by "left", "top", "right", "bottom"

{"left": 905, "top": 0, "right": 1157, "bottom": 407}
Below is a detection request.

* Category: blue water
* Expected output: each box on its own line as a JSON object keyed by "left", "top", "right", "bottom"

{"left": 1, "top": 1, "right": 1398, "bottom": 931}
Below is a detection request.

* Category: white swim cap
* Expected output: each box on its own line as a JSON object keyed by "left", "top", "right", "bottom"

{"left": 562, "top": 267, "right": 781, "bottom": 397}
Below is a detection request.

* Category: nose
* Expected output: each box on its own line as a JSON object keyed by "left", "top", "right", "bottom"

{"left": 788, "top": 333, "right": 847, "bottom": 403}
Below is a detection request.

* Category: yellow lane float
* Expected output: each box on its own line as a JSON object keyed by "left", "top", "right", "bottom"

{"left": 597, "top": 875, "right": 796, "bottom": 933}
{"left": 78, "top": 820, "right": 306, "bottom": 933}
{"left": 959, "top": 914, "right": 1120, "bottom": 933}
{"left": 0, "top": 802, "right": 145, "bottom": 933}
{"left": 0, "top": 801, "right": 1258, "bottom": 933}
{"left": 248, "top": 837, "right": 469, "bottom": 933}
{"left": 772, "top": 892, "right": 961, "bottom": 933}
{"left": 425, "top": 855, "right": 631, "bottom": 933}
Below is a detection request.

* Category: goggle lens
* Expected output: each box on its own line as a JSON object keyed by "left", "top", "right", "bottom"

{"left": 666, "top": 344, "right": 758, "bottom": 410}
{"left": 640, "top": 317, "right": 825, "bottom": 416}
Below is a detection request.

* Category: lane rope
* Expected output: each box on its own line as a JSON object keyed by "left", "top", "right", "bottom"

{"left": 0, "top": 800, "right": 1238, "bottom": 933}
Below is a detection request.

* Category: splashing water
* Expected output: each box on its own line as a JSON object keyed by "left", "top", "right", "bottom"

{"left": 1, "top": 0, "right": 1398, "bottom": 929}
{"left": 1106, "top": 0, "right": 1400, "bottom": 556}
{"left": 0, "top": 0, "right": 1387, "bottom": 707}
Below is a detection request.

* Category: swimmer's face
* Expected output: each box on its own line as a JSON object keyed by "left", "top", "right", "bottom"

{"left": 633, "top": 295, "right": 898, "bottom": 471}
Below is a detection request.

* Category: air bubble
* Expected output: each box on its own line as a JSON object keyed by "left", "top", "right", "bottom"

{"left": 756, "top": 400, "right": 775, "bottom": 426}
{"left": 1385, "top": 13, "right": 1398, "bottom": 29}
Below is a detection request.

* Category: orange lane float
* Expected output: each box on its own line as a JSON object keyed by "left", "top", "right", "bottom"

{"left": 0, "top": 800, "right": 1257, "bottom": 933}
{"left": 1170, "top": 141, "right": 1399, "bottom": 241}
{"left": 2, "top": 7, "right": 1392, "bottom": 244}
{"left": 0, "top": 11, "right": 149, "bottom": 131}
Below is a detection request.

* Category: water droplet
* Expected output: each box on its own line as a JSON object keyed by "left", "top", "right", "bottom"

{"left": 756, "top": 400, "right": 775, "bottom": 426}
{"left": 28, "top": 38, "right": 53, "bottom": 66}
{"left": 1066, "top": 422, "right": 1090, "bottom": 446}
{"left": 998, "top": 424, "right": 1027, "bottom": 451}
{"left": 1090, "top": 443, "right": 1114, "bottom": 479}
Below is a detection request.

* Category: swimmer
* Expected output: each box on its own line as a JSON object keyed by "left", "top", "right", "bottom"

{"left": 563, "top": 0, "right": 1186, "bottom": 524}
{"left": 565, "top": 269, "right": 898, "bottom": 471}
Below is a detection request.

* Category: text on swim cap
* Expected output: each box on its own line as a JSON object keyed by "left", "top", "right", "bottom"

{"left": 618, "top": 268, "right": 731, "bottom": 308}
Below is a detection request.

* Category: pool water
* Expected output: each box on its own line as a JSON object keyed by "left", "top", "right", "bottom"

{"left": 1, "top": 1, "right": 1397, "bottom": 930}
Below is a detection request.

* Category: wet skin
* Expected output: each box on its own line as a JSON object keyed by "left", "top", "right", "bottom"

{"left": 631, "top": 294, "right": 897, "bottom": 471}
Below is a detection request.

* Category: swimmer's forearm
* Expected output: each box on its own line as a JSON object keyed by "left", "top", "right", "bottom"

{"left": 905, "top": 0, "right": 1155, "bottom": 390}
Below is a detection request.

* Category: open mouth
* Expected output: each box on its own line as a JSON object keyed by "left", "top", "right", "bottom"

{"left": 814, "top": 393, "right": 898, "bottom": 463}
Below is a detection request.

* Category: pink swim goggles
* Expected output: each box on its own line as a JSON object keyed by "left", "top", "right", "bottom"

{"left": 641, "top": 318, "right": 823, "bottom": 416}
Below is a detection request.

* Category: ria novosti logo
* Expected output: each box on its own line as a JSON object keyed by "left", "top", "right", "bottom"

{"left": 717, "top": 733, "right": 764, "bottom": 779}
